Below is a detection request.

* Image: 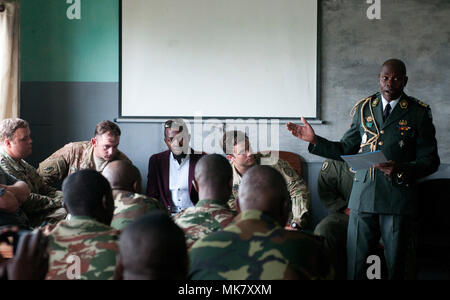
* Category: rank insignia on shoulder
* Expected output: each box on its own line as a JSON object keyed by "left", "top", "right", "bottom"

{"left": 417, "top": 100, "right": 429, "bottom": 108}
{"left": 400, "top": 99, "right": 408, "bottom": 109}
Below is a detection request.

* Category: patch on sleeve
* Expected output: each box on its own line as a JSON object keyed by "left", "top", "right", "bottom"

{"left": 321, "top": 161, "right": 329, "bottom": 171}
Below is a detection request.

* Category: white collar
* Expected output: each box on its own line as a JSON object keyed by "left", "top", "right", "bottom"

{"left": 381, "top": 94, "right": 401, "bottom": 111}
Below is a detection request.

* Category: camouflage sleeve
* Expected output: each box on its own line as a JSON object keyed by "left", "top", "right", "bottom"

{"left": 277, "top": 159, "right": 310, "bottom": 228}
{"left": 21, "top": 192, "right": 63, "bottom": 218}
{"left": 37, "top": 147, "right": 70, "bottom": 186}
{"left": 227, "top": 184, "right": 239, "bottom": 211}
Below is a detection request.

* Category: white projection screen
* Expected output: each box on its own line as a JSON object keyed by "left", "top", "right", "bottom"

{"left": 121, "top": 0, "right": 319, "bottom": 120}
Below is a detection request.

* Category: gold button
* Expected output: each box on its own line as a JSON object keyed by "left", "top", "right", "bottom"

{"left": 380, "top": 130, "right": 385, "bottom": 134}
{"left": 379, "top": 141, "right": 384, "bottom": 146}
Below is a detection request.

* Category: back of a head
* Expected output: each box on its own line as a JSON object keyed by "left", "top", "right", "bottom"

{"left": 195, "top": 154, "right": 232, "bottom": 198}
{"left": 102, "top": 160, "right": 141, "bottom": 192}
{"left": 63, "top": 170, "right": 113, "bottom": 221}
{"left": 238, "top": 165, "right": 290, "bottom": 223}
{"left": 119, "top": 211, "right": 188, "bottom": 280}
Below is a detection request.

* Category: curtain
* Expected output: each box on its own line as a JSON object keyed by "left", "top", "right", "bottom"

{"left": 0, "top": 0, "right": 20, "bottom": 120}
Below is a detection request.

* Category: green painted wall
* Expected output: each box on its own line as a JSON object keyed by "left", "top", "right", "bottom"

{"left": 20, "top": 0, "right": 119, "bottom": 82}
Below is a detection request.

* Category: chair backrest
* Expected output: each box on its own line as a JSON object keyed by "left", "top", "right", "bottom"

{"left": 278, "top": 151, "right": 303, "bottom": 177}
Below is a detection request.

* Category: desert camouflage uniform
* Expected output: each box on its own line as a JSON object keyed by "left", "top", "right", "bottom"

{"left": 111, "top": 191, "right": 165, "bottom": 231}
{"left": 228, "top": 154, "right": 310, "bottom": 228}
{"left": 44, "top": 216, "right": 119, "bottom": 280}
{"left": 189, "top": 209, "right": 333, "bottom": 280}
{"left": 173, "top": 199, "right": 236, "bottom": 249}
{"left": 0, "top": 147, "right": 65, "bottom": 227}
{"left": 37, "top": 141, "right": 131, "bottom": 186}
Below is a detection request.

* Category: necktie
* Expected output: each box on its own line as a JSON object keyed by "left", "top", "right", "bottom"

{"left": 383, "top": 103, "right": 391, "bottom": 122}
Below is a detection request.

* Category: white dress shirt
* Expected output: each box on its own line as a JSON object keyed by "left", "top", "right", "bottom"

{"left": 381, "top": 94, "right": 401, "bottom": 113}
{"left": 169, "top": 152, "right": 194, "bottom": 213}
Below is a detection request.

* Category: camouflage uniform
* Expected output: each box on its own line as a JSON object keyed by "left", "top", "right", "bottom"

{"left": 37, "top": 141, "right": 131, "bottom": 186}
{"left": 111, "top": 191, "right": 165, "bottom": 231}
{"left": 228, "top": 154, "right": 310, "bottom": 228}
{"left": 0, "top": 147, "right": 65, "bottom": 227}
{"left": 44, "top": 216, "right": 119, "bottom": 280}
{"left": 189, "top": 209, "right": 334, "bottom": 280}
{"left": 0, "top": 167, "right": 30, "bottom": 229}
{"left": 173, "top": 199, "right": 237, "bottom": 249}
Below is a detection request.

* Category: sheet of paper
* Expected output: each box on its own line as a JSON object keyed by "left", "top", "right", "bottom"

{"left": 341, "top": 151, "right": 388, "bottom": 171}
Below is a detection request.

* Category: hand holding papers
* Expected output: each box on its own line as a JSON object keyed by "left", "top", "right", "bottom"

{"left": 341, "top": 151, "right": 388, "bottom": 171}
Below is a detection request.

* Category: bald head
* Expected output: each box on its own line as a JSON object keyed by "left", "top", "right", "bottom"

{"left": 382, "top": 59, "right": 407, "bottom": 77}
{"left": 238, "top": 165, "right": 290, "bottom": 225}
{"left": 118, "top": 211, "right": 188, "bottom": 280}
{"left": 62, "top": 169, "right": 114, "bottom": 225}
{"left": 102, "top": 160, "right": 141, "bottom": 192}
{"left": 194, "top": 154, "right": 233, "bottom": 203}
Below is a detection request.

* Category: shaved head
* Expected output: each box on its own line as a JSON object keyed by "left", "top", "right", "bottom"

{"left": 118, "top": 211, "right": 188, "bottom": 280}
{"left": 382, "top": 59, "right": 407, "bottom": 77}
{"left": 102, "top": 160, "right": 141, "bottom": 192}
{"left": 62, "top": 169, "right": 114, "bottom": 225}
{"left": 194, "top": 154, "right": 233, "bottom": 203}
{"left": 238, "top": 165, "right": 290, "bottom": 225}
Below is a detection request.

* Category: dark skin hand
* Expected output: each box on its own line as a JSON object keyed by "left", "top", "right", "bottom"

{"left": 374, "top": 160, "right": 400, "bottom": 176}
{"left": 6, "top": 230, "right": 49, "bottom": 280}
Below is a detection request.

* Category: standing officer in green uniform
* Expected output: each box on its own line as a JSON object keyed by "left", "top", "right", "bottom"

{"left": 287, "top": 59, "right": 440, "bottom": 279}
{"left": 314, "top": 159, "right": 354, "bottom": 279}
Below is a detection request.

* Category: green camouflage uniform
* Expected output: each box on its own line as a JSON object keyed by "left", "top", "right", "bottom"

{"left": 111, "top": 191, "right": 165, "bottom": 231}
{"left": 228, "top": 155, "right": 310, "bottom": 228}
{"left": 37, "top": 141, "right": 131, "bottom": 187}
{"left": 0, "top": 167, "right": 30, "bottom": 229}
{"left": 173, "top": 199, "right": 237, "bottom": 249}
{"left": 0, "top": 147, "right": 65, "bottom": 227}
{"left": 189, "top": 209, "right": 334, "bottom": 280}
{"left": 44, "top": 216, "right": 119, "bottom": 280}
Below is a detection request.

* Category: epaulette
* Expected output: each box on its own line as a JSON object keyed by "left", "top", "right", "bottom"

{"left": 350, "top": 96, "right": 371, "bottom": 117}
{"left": 410, "top": 97, "right": 430, "bottom": 108}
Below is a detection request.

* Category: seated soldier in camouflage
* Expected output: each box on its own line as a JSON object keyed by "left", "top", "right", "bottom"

{"left": 114, "top": 211, "right": 188, "bottom": 280}
{"left": 38, "top": 120, "right": 131, "bottom": 187}
{"left": 0, "top": 118, "right": 66, "bottom": 227}
{"left": 102, "top": 160, "right": 164, "bottom": 231}
{"left": 173, "top": 154, "right": 236, "bottom": 249}
{"left": 45, "top": 170, "right": 119, "bottom": 280}
{"left": 0, "top": 167, "right": 31, "bottom": 229}
{"left": 222, "top": 130, "right": 310, "bottom": 229}
{"left": 189, "top": 165, "right": 334, "bottom": 280}
{"left": 314, "top": 159, "right": 354, "bottom": 280}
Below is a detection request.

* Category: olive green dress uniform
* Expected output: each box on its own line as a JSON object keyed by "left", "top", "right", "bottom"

{"left": 314, "top": 159, "right": 354, "bottom": 279}
{"left": 308, "top": 93, "right": 440, "bottom": 279}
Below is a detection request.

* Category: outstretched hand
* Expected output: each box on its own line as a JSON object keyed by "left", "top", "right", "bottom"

{"left": 286, "top": 117, "right": 317, "bottom": 144}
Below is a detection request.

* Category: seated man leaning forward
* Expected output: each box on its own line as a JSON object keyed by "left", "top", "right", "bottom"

{"left": 0, "top": 118, "right": 65, "bottom": 227}
{"left": 222, "top": 130, "right": 310, "bottom": 229}
{"left": 38, "top": 120, "right": 131, "bottom": 187}
{"left": 188, "top": 165, "right": 333, "bottom": 280}
{"left": 102, "top": 160, "right": 165, "bottom": 231}
{"left": 146, "top": 119, "right": 204, "bottom": 214}
{"left": 173, "top": 154, "right": 237, "bottom": 249}
{"left": 45, "top": 170, "right": 119, "bottom": 280}
{"left": 114, "top": 211, "right": 188, "bottom": 280}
